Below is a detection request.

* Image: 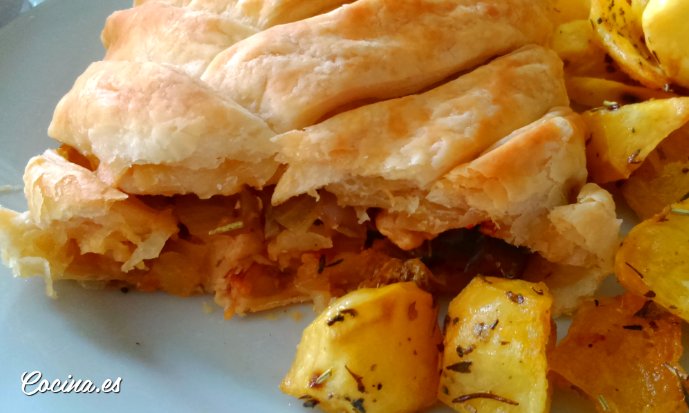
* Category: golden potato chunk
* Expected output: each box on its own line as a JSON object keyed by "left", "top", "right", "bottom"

{"left": 584, "top": 97, "right": 689, "bottom": 183}
{"left": 616, "top": 198, "right": 689, "bottom": 321}
{"left": 551, "top": 20, "right": 611, "bottom": 78}
{"left": 590, "top": 0, "right": 669, "bottom": 88}
{"left": 643, "top": 0, "right": 689, "bottom": 88}
{"left": 550, "top": 294, "right": 687, "bottom": 413}
{"left": 622, "top": 126, "right": 689, "bottom": 219}
{"left": 438, "top": 277, "right": 552, "bottom": 413}
{"left": 281, "top": 282, "right": 441, "bottom": 413}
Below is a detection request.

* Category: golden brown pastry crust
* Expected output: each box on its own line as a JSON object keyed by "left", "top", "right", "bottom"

{"left": 272, "top": 45, "right": 569, "bottom": 206}
{"left": 134, "top": 0, "right": 352, "bottom": 29}
{"left": 374, "top": 108, "right": 590, "bottom": 248}
{"left": 103, "top": 2, "right": 256, "bottom": 78}
{"left": 48, "top": 60, "right": 279, "bottom": 198}
{"left": 201, "top": 0, "right": 554, "bottom": 132}
{"left": 0, "top": 150, "right": 178, "bottom": 288}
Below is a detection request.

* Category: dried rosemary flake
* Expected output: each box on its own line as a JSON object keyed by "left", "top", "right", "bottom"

{"left": 446, "top": 361, "right": 473, "bottom": 373}
{"left": 506, "top": 291, "right": 525, "bottom": 304}
{"left": 671, "top": 208, "right": 689, "bottom": 216}
{"left": 309, "top": 369, "right": 332, "bottom": 388}
{"left": 598, "top": 394, "right": 610, "bottom": 411}
{"left": 456, "top": 345, "right": 474, "bottom": 358}
{"left": 603, "top": 100, "right": 620, "bottom": 110}
{"left": 318, "top": 256, "right": 345, "bottom": 274}
{"left": 341, "top": 308, "right": 358, "bottom": 317}
{"left": 317, "top": 255, "right": 327, "bottom": 274}
{"left": 625, "top": 262, "right": 645, "bottom": 279}
{"left": 325, "top": 258, "right": 344, "bottom": 268}
{"left": 351, "top": 398, "right": 366, "bottom": 413}
{"left": 453, "top": 392, "right": 519, "bottom": 406}
{"left": 622, "top": 324, "right": 643, "bottom": 331}
{"left": 634, "top": 300, "right": 655, "bottom": 318}
{"left": 627, "top": 149, "right": 641, "bottom": 164}
{"left": 473, "top": 320, "right": 498, "bottom": 338}
{"left": 345, "top": 365, "right": 366, "bottom": 393}
{"left": 326, "top": 314, "right": 345, "bottom": 326}
{"left": 326, "top": 308, "right": 358, "bottom": 326}
{"left": 208, "top": 221, "right": 243, "bottom": 235}
{"left": 299, "top": 395, "right": 320, "bottom": 408}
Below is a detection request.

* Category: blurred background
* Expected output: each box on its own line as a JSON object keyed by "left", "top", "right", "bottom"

{"left": 0, "top": 0, "right": 46, "bottom": 27}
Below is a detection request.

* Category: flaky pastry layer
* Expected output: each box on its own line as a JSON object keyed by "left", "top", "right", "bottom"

{"left": 202, "top": 0, "right": 554, "bottom": 132}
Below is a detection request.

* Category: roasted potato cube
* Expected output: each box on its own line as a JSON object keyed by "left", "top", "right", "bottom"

{"left": 616, "top": 198, "right": 689, "bottom": 321}
{"left": 552, "top": 20, "right": 611, "bottom": 78}
{"left": 550, "top": 294, "right": 687, "bottom": 413}
{"left": 622, "top": 126, "right": 689, "bottom": 219}
{"left": 280, "top": 282, "right": 441, "bottom": 413}
{"left": 590, "top": 0, "right": 669, "bottom": 88}
{"left": 438, "top": 277, "right": 552, "bottom": 413}
{"left": 584, "top": 97, "right": 689, "bottom": 183}
{"left": 643, "top": 0, "right": 689, "bottom": 88}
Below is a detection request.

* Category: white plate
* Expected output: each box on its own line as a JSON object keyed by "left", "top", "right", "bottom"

{"left": 0, "top": 1, "right": 642, "bottom": 412}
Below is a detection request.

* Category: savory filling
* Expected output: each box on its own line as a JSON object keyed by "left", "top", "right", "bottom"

{"left": 37, "top": 159, "right": 532, "bottom": 317}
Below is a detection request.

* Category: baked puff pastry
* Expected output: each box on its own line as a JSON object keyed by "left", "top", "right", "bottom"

{"left": 374, "top": 110, "right": 620, "bottom": 314}
{"left": 201, "top": 0, "right": 554, "bottom": 132}
{"left": 0, "top": 149, "right": 178, "bottom": 296}
{"left": 134, "top": 0, "right": 351, "bottom": 29}
{"left": 272, "top": 45, "right": 569, "bottom": 206}
{"left": 48, "top": 60, "right": 279, "bottom": 198}
{"left": 103, "top": 2, "right": 257, "bottom": 78}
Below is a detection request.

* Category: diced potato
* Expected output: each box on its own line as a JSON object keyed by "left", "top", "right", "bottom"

{"left": 566, "top": 76, "right": 675, "bottom": 110}
{"left": 590, "top": 0, "right": 669, "bottom": 88}
{"left": 438, "top": 277, "right": 552, "bottom": 413}
{"left": 550, "top": 294, "right": 687, "bottom": 413}
{"left": 551, "top": 0, "right": 591, "bottom": 25}
{"left": 643, "top": 0, "right": 689, "bottom": 88}
{"left": 616, "top": 198, "right": 689, "bottom": 321}
{"left": 622, "top": 126, "right": 689, "bottom": 219}
{"left": 280, "top": 282, "right": 441, "bottom": 413}
{"left": 584, "top": 97, "right": 689, "bottom": 183}
{"left": 551, "top": 20, "right": 611, "bottom": 78}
